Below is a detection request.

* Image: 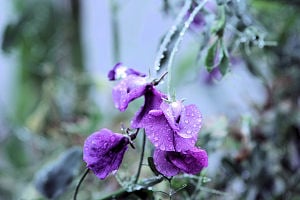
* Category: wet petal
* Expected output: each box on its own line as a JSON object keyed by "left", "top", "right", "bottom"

{"left": 178, "top": 104, "right": 202, "bottom": 139}
{"left": 108, "top": 63, "right": 145, "bottom": 81}
{"left": 131, "top": 86, "right": 166, "bottom": 128}
{"left": 83, "top": 128, "right": 129, "bottom": 179}
{"left": 153, "top": 149, "right": 180, "bottom": 177}
{"left": 143, "top": 112, "right": 196, "bottom": 152}
{"left": 169, "top": 147, "right": 208, "bottom": 174}
{"left": 112, "top": 75, "right": 147, "bottom": 111}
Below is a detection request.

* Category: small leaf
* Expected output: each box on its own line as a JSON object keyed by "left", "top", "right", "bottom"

{"left": 205, "top": 40, "right": 219, "bottom": 72}
{"left": 218, "top": 51, "right": 229, "bottom": 76}
{"left": 218, "top": 39, "right": 230, "bottom": 76}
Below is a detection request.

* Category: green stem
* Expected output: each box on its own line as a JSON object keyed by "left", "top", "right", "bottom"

{"left": 110, "top": 0, "right": 120, "bottom": 62}
{"left": 73, "top": 168, "right": 90, "bottom": 200}
{"left": 153, "top": 0, "right": 192, "bottom": 77}
{"left": 99, "top": 176, "right": 164, "bottom": 200}
{"left": 166, "top": 0, "right": 208, "bottom": 100}
{"left": 134, "top": 130, "right": 146, "bottom": 184}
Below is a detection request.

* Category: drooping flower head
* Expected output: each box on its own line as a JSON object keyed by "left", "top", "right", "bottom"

{"left": 83, "top": 128, "right": 129, "bottom": 179}
{"left": 153, "top": 147, "right": 208, "bottom": 177}
{"left": 109, "top": 64, "right": 167, "bottom": 124}
{"left": 142, "top": 100, "right": 202, "bottom": 152}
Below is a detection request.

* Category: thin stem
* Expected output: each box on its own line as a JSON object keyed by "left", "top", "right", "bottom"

{"left": 166, "top": 0, "right": 208, "bottom": 99}
{"left": 110, "top": 0, "right": 120, "bottom": 62}
{"left": 153, "top": 0, "right": 192, "bottom": 77}
{"left": 134, "top": 130, "right": 146, "bottom": 184}
{"left": 73, "top": 168, "right": 90, "bottom": 200}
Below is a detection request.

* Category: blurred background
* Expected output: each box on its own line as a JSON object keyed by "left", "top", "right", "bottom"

{"left": 0, "top": 0, "right": 299, "bottom": 199}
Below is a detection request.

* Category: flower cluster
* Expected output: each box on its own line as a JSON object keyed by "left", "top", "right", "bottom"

{"left": 83, "top": 63, "right": 208, "bottom": 179}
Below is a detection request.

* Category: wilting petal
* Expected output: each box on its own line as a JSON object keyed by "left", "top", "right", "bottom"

{"left": 83, "top": 128, "right": 129, "bottom": 179}
{"left": 153, "top": 149, "right": 180, "bottom": 177}
{"left": 112, "top": 75, "right": 147, "bottom": 112}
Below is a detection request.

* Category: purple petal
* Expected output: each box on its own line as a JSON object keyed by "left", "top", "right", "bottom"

{"left": 153, "top": 149, "right": 180, "bottom": 177}
{"left": 112, "top": 75, "right": 147, "bottom": 111}
{"left": 160, "top": 102, "right": 201, "bottom": 139}
{"left": 131, "top": 86, "right": 166, "bottom": 128}
{"left": 160, "top": 101, "right": 181, "bottom": 132}
{"left": 178, "top": 104, "right": 202, "bottom": 139}
{"left": 108, "top": 63, "right": 145, "bottom": 81}
{"left": 168, "top": 147, "right": 208, "bottom": 174}
{"left": 83, "top": 128, "right": 129, "bottom": 179}
{"left": 143, "top": 112, "right": 197, "bottom": 152}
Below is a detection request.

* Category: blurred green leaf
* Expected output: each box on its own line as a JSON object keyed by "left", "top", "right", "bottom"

{"left": 205, "top": 39, "right": 219, "bottom": 72}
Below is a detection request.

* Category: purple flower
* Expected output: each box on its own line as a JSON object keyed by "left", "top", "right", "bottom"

{"left": 142, "top": 101, "right": 202, "bottom": 152}
{"left": 83, "top": 128, "right": 129, "bottom": 179}
{"left": 108, "top": 63, "right": 146, "bottom": 81}
{"left": 153, "top": 147, "right": 208, "bottom": 177}
{"left": 131, "top": 85, "right": 167, "bottom": 128}
{"left": 112, "top": 75, "right": 148, "bottom": 112}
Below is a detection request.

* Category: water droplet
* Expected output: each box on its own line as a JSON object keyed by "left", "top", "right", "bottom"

{"left": 184, "top": 120, "right": 189, "bottom": 124}
{"left": 104, "top": 143, "right": 108, "bottom": 148}
{"left": 160, "top": 144, "right": 166, "bottom": 151}
{"left": 110, "top": 137, "right": 115, "bottom": 142}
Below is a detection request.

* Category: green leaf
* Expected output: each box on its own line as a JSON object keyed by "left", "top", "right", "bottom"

{"left": 219, "top": 51, "right": 229, "bottom": 76}
{"left": 205, "top": 40, "right": 219, "bottom": 72}
{"left": 218, "top": 39, "right": 230, "bottom": 76}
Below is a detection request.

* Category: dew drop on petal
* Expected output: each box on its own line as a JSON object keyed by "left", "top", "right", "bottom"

{"left": 110, "top": 137, "right": 115, "bottom": 143}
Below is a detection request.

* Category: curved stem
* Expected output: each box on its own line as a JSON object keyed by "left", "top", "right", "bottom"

{"left": 73, "top": 168, "right": 90, "bottom": 200}
{"left": 153, "top": 0, "right": 192, "bottom": 77}
{"left": 166, "top": 0, "right": 208, "bottom": 100}
{"left": 134, "top": 130, "right": 146, "bottom": 184}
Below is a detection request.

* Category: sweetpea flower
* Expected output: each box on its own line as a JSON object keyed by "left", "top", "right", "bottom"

{"left": 153, "top": 147, "right": 208, "bottom": 177}
{"left": 108, "top": 62, "right": 146, "bottom": 81}
{"left": 141, "top": 100, "right": 202, "bottom": 152}
{"left": 83, "top": 128, "right": 130, "bottom": 179}
{"left": 109, "top": 63, "right": 156, "bottom": 112}
{"left": 108, "top": 64, "right": 167, "bottom": 125}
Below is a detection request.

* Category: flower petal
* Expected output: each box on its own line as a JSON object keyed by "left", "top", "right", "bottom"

{"left": 153, "top": 149, "right": 180, "bottom": 177}
{"left": 178, "top": 104, "right": 202, "bottom": 139}
{"left": 108, "top": 63, "right": 145, "bottom": 81}
{"left": 168, "top": 147, "right": 208, "bottom": 174}
{"left": 131, "top": 86, "right": 166, "bottom": 128}
{"left": 112, "top": 75, "right": 147, "bottom": 111}
{"left": 83, "top": 128, "right": 129, "bottom": 179}
{"left": 143, "top": 112, "right": 197, "bottom": 152}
